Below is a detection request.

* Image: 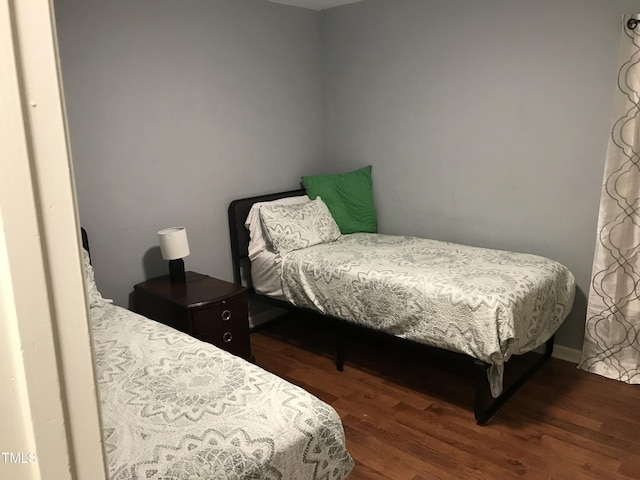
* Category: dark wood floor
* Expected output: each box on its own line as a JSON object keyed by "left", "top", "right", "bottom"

{"left": 250, "top": 314, "right": 640, "bottom": 480}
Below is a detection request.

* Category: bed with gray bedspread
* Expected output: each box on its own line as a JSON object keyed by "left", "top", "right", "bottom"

{"left": 228, "top": 189, "right": 577, "bottom": 423}
{"left": 90, "top": 302, "right": 354, "bottom": 480}
{"left": 280, "top": 233, "right": 576, "bottom": 397}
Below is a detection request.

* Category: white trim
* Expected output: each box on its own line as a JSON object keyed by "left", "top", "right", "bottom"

{"left": 269, "top": 0, "right": 361, "bottom": 11}
{"left": 534, "top": 343, "right": 582, "bottom": 364}
{"left": 0, "top": 0, "right": 107, "bottom": 478}
{"left": 248, "top": 305, "right": 289, "bottom": 329}
{"left": 248, "top": 303, "right": 584, "bottom": 366}
{"left": 552, "top": 344, "right": 582, "bottom": 364}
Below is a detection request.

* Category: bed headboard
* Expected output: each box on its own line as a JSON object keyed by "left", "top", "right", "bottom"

{"left": 228, "top": 189, "right": 305, "bottom": 288}
{"left": 81, "top": 227, "right": 90, "bottom": 261}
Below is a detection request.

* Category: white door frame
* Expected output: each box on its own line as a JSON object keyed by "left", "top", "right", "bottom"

{"left": 0, "top": 0, "right": 107, "bottom": 479}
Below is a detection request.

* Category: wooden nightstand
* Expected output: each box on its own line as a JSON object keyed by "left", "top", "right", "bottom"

{"left": 133, "top": 271, "right": 252, "bottom": 361}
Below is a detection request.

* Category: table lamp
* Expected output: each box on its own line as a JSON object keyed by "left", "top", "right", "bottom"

{"left": 157, "top": 227, "right": 190, "bottom": 283}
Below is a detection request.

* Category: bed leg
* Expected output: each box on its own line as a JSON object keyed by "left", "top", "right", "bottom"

{"left": 474, "top": 360, "right": 491, "bottom": 425}
{"left": 474, "top": 335, "right": 555, "bottom": 425}
{"left": 336, "top": 320, "right": 344, "bottom": 372}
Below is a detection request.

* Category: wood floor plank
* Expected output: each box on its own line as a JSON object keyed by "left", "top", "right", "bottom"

{"left": 335, "top": 400, "right": 457, "bottom": 474}
{"left": 250, "top": 316, "right": 640, "bottom": 479}
{"left": 618, "top": 453, "right": 640, "bottom": 478}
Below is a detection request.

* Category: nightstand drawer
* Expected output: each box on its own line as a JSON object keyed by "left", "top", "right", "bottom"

{"left": 198, "top": 324, "right": 251, "bottom": 359}
{"left": 191, "top": 293, "right": 248, "bottom": 334}
{"left": 133, "top": 272, "right": 252, "bottom": 361}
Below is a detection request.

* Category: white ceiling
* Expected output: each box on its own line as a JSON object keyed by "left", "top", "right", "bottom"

{"left": 269, "top": 0, "right": 362, "bottom": 11}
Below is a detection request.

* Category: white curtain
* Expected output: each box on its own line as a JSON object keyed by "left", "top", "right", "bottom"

{"left": 580, "top": 16, "right": 640, "bottom": 383}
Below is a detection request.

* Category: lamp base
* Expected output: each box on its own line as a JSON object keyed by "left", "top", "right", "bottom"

{"left": 168, "top": 258, "right": 186, "bottom": 283}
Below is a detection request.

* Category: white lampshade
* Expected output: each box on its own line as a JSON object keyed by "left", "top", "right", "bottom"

{"left": 157, "top": 227, "right": 190, "bottom": 260}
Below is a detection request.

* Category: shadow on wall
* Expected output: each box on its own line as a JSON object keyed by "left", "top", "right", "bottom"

{"left": 127, "top": 246, "right": 167, "bottom": 310}
{"left": 143, "top": 246, "right": 167, "bottom": 280}
{"left": 566, "top": 286, "right": 587, "bottom": 347}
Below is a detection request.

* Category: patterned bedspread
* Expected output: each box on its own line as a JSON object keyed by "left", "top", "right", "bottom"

{"left": 90, "top": 303, "right": 354, "bottom": 480}
{"left": 281, "top": 233, "right": 575, "bottom": 397}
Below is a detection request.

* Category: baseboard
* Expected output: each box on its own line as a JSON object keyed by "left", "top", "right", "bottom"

{"left": 248, "top": 306, "right": 289, "bottom": 330}
{"left": 248, "top": 310, "right": 276, "bottom": 329}
{"left": 552, "top": 344, "right": 582, "bottom": 364}
{"left": 250, "top": 303, "right": 585, "bottom": 365}
{"left": 534, "top": 343, "right": 581, "bottom": 364}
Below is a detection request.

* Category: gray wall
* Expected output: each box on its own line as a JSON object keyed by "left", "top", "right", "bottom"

{"left": 322, "top": 0, "right": 640, "bottom": 350}
{"left": 55, "top": 0, "right": 324, "bottom": 307}
{"left": 56, "top": 0, "right": 639, "bottom": 350}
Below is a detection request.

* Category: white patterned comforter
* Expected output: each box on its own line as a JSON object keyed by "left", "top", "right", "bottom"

{"left": 280, "top": 233, "right": 575, "bottom": 397}
{"left": 90, "top": 303, "right": 354, "bottom": 480}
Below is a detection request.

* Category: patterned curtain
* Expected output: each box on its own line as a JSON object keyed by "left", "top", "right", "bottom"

{"left": 579, "top": 15, "right": 640, "bottom": 383}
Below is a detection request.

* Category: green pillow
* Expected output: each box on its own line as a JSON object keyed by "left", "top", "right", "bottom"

{"left": 301, "top": 165, "right": 377, "bottom": 234}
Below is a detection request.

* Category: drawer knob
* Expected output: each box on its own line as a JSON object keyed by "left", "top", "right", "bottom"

{"left": 221, "top": 309, "right": 232, "bottom": 321}
{"left": 223, "top": 332, "right": 233, "bottom": 343}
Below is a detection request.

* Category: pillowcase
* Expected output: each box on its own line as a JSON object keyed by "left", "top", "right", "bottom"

{"left": 82, "top": 248, "right": 105, "bottom": 308}
{"left": 259, "top": 197, "right": 341, "bottom": 255}
{"left": 244, "top": 195, "right": 309, "bottom": 260}
{"left": 301, "top": 165, "right": 377, "bottom": 234}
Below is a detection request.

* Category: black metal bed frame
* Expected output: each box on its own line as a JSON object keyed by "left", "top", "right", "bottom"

{"left": 81, "top": 227, "right": 90, "bottom": 259}
{"left": 228, "top": 189, "right": 555, "bottom": 425}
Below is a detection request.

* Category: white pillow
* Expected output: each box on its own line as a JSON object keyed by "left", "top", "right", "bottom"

{"left": 259, "top": 197, "right": 341, "bottom": 255}
{"left": 245, "top": 195, "right": 309, "bottom": 260}
{"left": 82, "top": 248, "right": 105, "bottom": 308}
